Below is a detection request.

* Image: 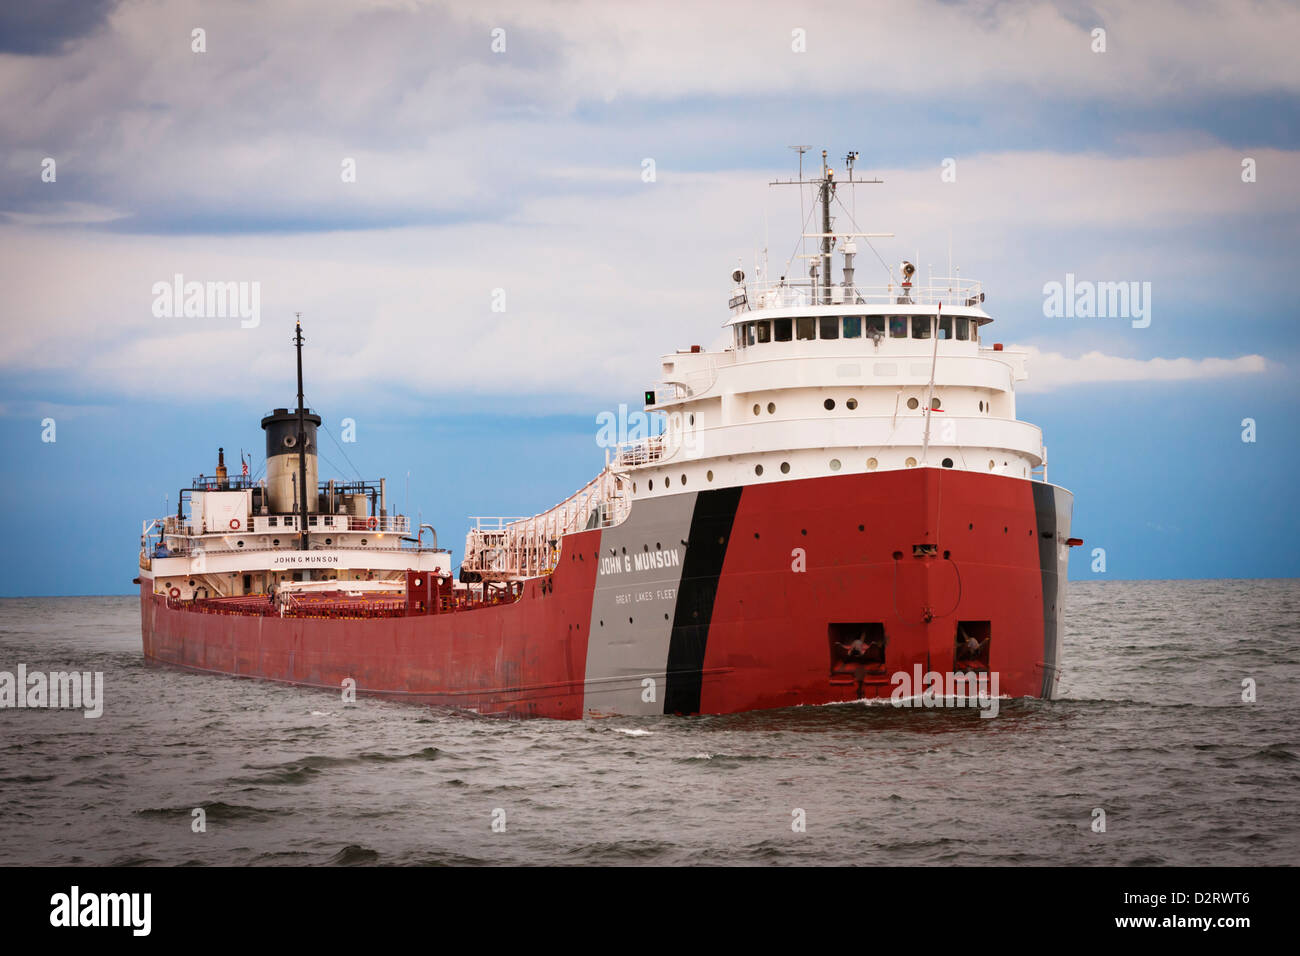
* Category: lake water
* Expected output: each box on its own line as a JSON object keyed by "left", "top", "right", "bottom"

{"left": 0, "top": 579, "right": 1296, "bottom": 865}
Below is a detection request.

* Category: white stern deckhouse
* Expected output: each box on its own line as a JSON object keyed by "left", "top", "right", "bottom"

{"left": 138, "top": 318, "right": 450, "bottom": 606}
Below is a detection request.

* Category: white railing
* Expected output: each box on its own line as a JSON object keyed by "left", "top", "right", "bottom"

{"left": 746, "top": 275, "right": 984, "bottom": 311}
{"left": 463, "top": 468, "right": 632, "bottom": 581}
{"left": 660, "top": 360, "right": 720, "bottom": 402}
{"left": 614, "top": 435, "right": 666, "bottom": 466}
{"left": 159, "top": 513, "right": 409, "bottom": 537}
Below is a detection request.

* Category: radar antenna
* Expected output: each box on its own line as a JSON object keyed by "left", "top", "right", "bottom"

{"left": 771, "top": 148, "right": 885, "bottom": 304}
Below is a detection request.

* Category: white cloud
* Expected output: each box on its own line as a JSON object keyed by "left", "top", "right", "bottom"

{"left": 0, "top": 145, "right": 1292, "bottom": 409}
{"left": 473, "top": 0, "right": 1300, "bottom": 103}
{"left": 1016, "top": 346, "right": 1269, "bottom": 391}
{"left": 3, "top": 202, "right": 127, "bottom": 227}
{"left": 3, "top": 0, "right": 1297, "bottom": 236}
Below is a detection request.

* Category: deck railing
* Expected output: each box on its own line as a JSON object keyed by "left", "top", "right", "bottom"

{"left": 463, "top": 468, "right": 631, "bottom": 581}
{"left": 745, "top": 275, "right": 984, "bottom": 310}
{"left": 159, "top": 513, "right": 409, "bottom": 537}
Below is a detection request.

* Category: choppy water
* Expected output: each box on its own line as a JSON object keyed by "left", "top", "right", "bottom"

{"left": 0, "top": 580, "right": 1296, "bottom": 866}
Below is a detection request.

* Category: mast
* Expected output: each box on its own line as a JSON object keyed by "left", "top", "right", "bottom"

{"left": 819, "top": 150, "right": 833, "bottom": 305}
{"left": 770, "top": 148, "right": 882, "bottom": 304}
{"left": 294, "top": 314, "right": 309, "bottom": 552}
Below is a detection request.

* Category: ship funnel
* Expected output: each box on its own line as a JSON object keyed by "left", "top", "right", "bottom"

{"left": 261, "top": 407, "right": 321, "bottom": 514}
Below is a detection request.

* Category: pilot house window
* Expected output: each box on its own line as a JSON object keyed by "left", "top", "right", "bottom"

{"left": 842, "top": 316, "right": 862, "bottom": 338}
{"left": 774, "top": 318, "right": 793, "bottom": 341}
{"left": 819, "top": 316, "right": 839, "bottom": 339}
{"left": 955, "top": 317, "right": 970, "bottom": 341}
{"left": 939, "top": 316, "right": 953, "bottom": 340}
{"left": 912, "top": 316, "right": 932, "bottom": 339}
{"left": 796, "top": 317, "right": 816, "bottom": 340}
{"left": 866, "top": 316, "right": 886, "bottom": 337}
{"left": 755, "top": 321, "right": 771, "bottom": 344}
{"left": 889, "top": 316, "right": 908, "bottom": 338}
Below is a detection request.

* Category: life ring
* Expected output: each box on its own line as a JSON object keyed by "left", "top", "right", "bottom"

{"left": 168, "top": 586, "right": 181, "bottom": 599}
{"left": 367, "top": 517, "right": 378, "bottom": 530}
{"left": 229, "top": 518, "right": 241, "bottom": 530}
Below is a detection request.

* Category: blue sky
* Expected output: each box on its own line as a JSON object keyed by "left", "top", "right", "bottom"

{"left": 1, "top": 0, "right": 1297, "bottom": 595}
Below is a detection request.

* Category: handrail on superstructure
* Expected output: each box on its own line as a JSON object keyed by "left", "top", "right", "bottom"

{"left": 740, "top": 275, "right": 985, "bottom": 312}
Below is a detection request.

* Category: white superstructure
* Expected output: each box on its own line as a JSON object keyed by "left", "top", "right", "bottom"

{"left": 618, "top": 273, "right": 1044, "bottom": 498}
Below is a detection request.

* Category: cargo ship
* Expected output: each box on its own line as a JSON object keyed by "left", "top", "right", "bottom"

{"left": 138, "top": 151, "right": 1081, "bottom": 718}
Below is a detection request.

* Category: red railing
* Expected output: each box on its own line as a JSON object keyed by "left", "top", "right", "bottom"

{"left": 164, "top": 585, "right": 523, "bottom": 619}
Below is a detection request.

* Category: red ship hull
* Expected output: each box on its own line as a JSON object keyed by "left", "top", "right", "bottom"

{"left": 140, "top": 468, "right": 1073, "bottom": 718}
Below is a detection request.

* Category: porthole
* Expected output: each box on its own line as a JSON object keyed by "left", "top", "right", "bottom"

{"left": 931, "top": 397, "right": 942, "bottom": 410}
{"left": 767, "top": 402, "right": 776, "bottom": 414}
{"left": 988, "top": 460, "right": 995, "bottom": 470}
{"left": 361, "top": 538, "right": 368, "bottom": 545}
{"left": 665, "top": 476, "right": 671, "bottom": 487}
{"left": 906, "top": 397, "right": 919, "bottom": 410}
{"left": 188, "top": 579, "right": 196, "bottom": 587}
{"left": 689, "top": 414, "right": 695, "bottom": 425}
{"left": 680, "top": 474, "right": 687, "bottom": 485}
{"left": 905, "top": 456, "right": 917, "bottom": 467}
{"left": 706, "top": 470, "right": 714, "bottom": 481}
{"left": 867, "top": 457, "right": 878, "bottom": 470}
{"left": 324, "top": 538, "right": 332, "bottom": 545}
{"left": 829, "top": 458, "right": 842, "bottom": 471}
{"left": 632, "top": 482, "right": 637, "bottom": 492}
{"left": 272, "top": 538, "right": 280, "bottom": 546}
{"left": 979, "top": 400, "right": 984, "bottom": 412}
{"left": 755, "top": 464, "right": 764, "bottom": 476}
{"left": 824, "top": 398, "right": 835, "bottom": 410}
{"left": 753, "top": 404, "right": 761, "bottom": 416}
{"left": 846, "top": 398, "right": 858, "bottom": 410}
{"left": 648, "top": 479, "right": 654, "bottom": 490}
{"left": 780, "top": 462, "right": 791, "bottom": 474}
{"left": 942, "top": 458, "right": 954, "bottom": 468}
{"left": 237, "top": 540, "right": 245, "bottom": 548}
